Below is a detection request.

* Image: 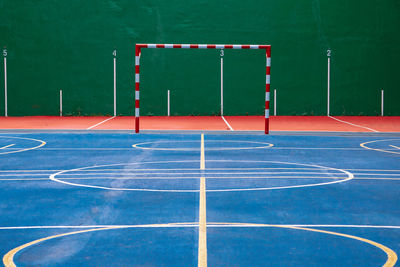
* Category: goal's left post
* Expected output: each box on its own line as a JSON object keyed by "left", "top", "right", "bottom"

{"left": 135, "top": 45, "right": 141, "bottom": 133}
{"left": 265, "top": 46, "right": 271, "bottom": 134}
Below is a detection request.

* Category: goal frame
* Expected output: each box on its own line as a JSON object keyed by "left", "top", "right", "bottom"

{"left": 134, "top": 43, "right": 271, "bottom": 133}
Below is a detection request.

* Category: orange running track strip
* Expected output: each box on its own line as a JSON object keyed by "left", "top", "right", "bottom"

{"left": 0, "top": 116, "right": 399, "bottom": 132}
{"left": 0, "top": 116, "right": 112, "bottom": 130}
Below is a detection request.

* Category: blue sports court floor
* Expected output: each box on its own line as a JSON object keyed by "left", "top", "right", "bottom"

{"left": 0, "top": 131, "right": 399, "bottom": 266}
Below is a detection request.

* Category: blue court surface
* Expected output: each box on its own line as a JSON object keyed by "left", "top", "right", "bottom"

{"left": 0, "top": 131, "right": 399, "bottom": 266}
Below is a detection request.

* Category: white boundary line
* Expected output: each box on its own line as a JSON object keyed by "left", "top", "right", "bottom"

{"left": 0, "top": 224, "right": 399, "bottom": 230}
{"left": 87, "top": 116, "right": 116, "bottom": 130}
{"left": 221, "top": 116, "right": 233, "bottom": 131}
{"left": 3, "top": 177, "right": 400, "bottom": 181}
{"left": 328, "top": 116, "right": 379, "bottom": 132}
{"left": 2, "top": 168, "right": 400, "bottom": 173}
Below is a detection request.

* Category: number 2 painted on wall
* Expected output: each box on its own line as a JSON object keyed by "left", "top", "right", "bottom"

{"left": 327, "top": 49, "right": 331, "bottom": 57}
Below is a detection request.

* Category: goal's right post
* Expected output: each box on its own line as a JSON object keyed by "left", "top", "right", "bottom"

{"left": 265, "top": 46, "right": 271, "bottom": 134}
{"left": 135, "top": 45, "right": 141, "bottom": 133}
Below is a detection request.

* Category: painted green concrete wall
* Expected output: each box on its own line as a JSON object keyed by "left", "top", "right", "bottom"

{"left": 0, "top": 0, "right": 399, "bottom": 116}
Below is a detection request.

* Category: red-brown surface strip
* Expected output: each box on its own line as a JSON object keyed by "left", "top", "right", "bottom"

{"left": 0, "top": 116, "right": 399, "bottom": 132}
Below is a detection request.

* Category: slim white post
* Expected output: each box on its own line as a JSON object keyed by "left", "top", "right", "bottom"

{"left": 59, "top": 90, "right": 62, "bottom": 116}
{"left": 327, "top": 57, "right": 330, "bottom": 116}
{"left": 274, "top": 89, "right": 277, "bottom": 116}
{"left": 220, "top": 57, "right": 224, "bottom": 116}
{"left": 167, "top": 90, "right": 170, "bottom": 116}
{"left": 3, "top": 49, "right": 7, "bottom": 117}
{"left": 113, "top": 50, "right": 117, "bottom": 116}
{"left": 381, "top": 90, "right": 384, "bottom": 116}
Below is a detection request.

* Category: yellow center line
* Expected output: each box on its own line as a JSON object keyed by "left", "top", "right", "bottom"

{"left": 198, "top": 134, "right": 207, "bottom": 267}
{"left": 0, "top": 144, "right": 14, "bottom": 150}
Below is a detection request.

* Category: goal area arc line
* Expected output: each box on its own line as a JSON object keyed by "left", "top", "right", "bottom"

{"left": 134, "top": 43, "right": 271, "bottom": 134}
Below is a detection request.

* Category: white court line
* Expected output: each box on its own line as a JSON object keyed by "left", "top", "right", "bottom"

{"left": 86, "top": 116, "right": 116, "bottom": 130}
{"left": 221, "top": 116, "right": 234, "bottom": 131}
{"left": 207, "top": 224, "right": 400, "bottom": 229}
{"left": 0, "top": 144, "right": 14, "bottom": 149}
{"left": 3, "top": 177, "right": 400, "bottom": 181}
{"left": 0, "top": 224, "right": 197, "bottom": 230}
{"left": 49, "top": 160, "right": 354, "bottom": 192}
{"left": 1, "top": 224, "right": 400, "bottom": 230}
{"left": 48, "top": 176, "right": 348, "bottom": 180}
{"left": 328, "top": 116, "right": 379, "bottom": 132}
{"left": 0, "top": 178, "right": 49, "bottom": 181}
{"left": 2, "top": 168, "right": 400, "bottom": 173}
{"left": 390, "top": 145, "right": 400, "bottom": 150}
{"left": 48, "top": 171, "right": 350, "bottom": 176}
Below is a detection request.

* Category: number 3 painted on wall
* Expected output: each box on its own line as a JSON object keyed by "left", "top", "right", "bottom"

{"left": 220, "top": 49, "right": 224, "bottom": 57}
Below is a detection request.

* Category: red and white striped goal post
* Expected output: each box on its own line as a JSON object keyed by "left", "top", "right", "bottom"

{"left": 135, "top": 43, "right": 271, "bottom": 134}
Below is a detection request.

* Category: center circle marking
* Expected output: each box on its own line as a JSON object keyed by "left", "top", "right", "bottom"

{"left": 132, "top": 140, "right": 273, "bottom": 151}
{"left": 50, "top": 160, "right": 353, "bottom": 192}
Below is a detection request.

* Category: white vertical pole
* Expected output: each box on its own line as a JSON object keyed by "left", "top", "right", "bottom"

{"left": 3, "top": 52, "right": 7, "bottom": 117}
{"left": 327, "top": 57, "right": 330, "bottom": 116}
{"left": 113, "top": 50, "right": 117, "bottom": 116}
{"left": 59, "top": 90, "right": 62, "bottom": 116}
{"left": 167, "top": 90, "right": 170, "bottom": 116}
{"left": 220, "top": 57, "right": 223, "bottom": 116}
{"left": 381, "top": 90, "right": 384, "bottom": 116}
{"left": 274, "top": 89, "right": 277, "bottom": 116}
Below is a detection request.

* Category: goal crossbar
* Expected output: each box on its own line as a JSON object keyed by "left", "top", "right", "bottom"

{"left": 134, "top": 43, "right": 271, "bottom": 133}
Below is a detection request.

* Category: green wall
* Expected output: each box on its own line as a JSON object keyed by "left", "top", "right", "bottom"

{"left": 0, "top": 0, "right": 399, "bottom": 116}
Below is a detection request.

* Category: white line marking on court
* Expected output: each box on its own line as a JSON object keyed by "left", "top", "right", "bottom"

{"left": 3, "top": 177, "right": 400, "bottom": 182}
{"left": 48, "top": 160, "right": 355, "bottom": 192}
{"left": 0, "top": 144, "right": 14, "bottom": 149}
{"left": 207, "top": 223, "right": 400, "bottom": 229}
{"left": 328, "top": 116, "right": 379, "bottom": 132}
{"left": 1, "top": 223, "right": 400, "bottom": 231}
{"left": 390, "top": 145, "right": 400, "bottom": 150}
{"left": 221, "top": 116, "right": 233, "bottom": 131}
{"left": 3, "top": 168, "right": 400, "bottom": 173}
{"left": 86, "top": 116, "right": 116, "bottom": 130}
{"left": 46, "top": 173, "right": 350, "bottom": 179}
{"left": 0, "top": 178, "right": 49, "bottom": 181}
{"left": 0, "top": 170, "right": 61, "bottom": 172}
{"left": 0, "top": 224, "right": 198, "bottom": 230}
{"left": 132, "top": 140, "right": 272, "bottom": 151}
